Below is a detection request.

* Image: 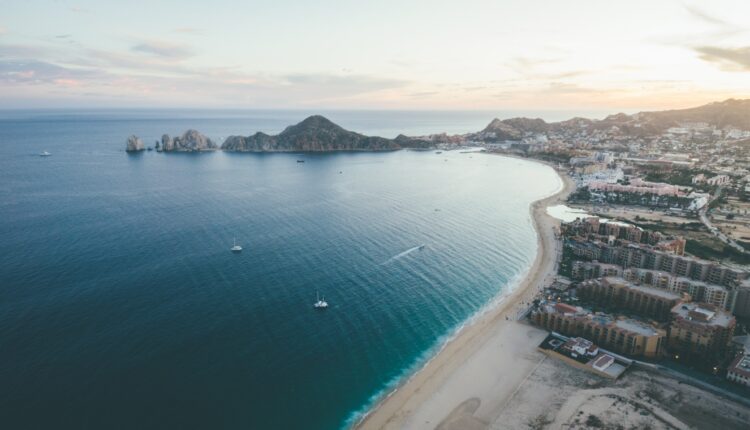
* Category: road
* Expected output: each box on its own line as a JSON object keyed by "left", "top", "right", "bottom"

{"left": 698, "top": 186, "right": 747, "bottom": 254}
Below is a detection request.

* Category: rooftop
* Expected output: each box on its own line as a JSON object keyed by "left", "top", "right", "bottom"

{"left": 604, "top": 277, "right": 682, "bottom": 300}
{"left": 728, "top": 354, "right": 750, "bottom": 379}
{"left": 671, "top": 302, "right": 735, "bottom": 328}
{"left": 614, "top": 318, "right": 660, "bottom": 336}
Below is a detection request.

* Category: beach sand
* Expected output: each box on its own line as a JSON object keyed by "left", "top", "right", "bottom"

{"left": 356, "top": 162, "right": 576, "bottom": 430}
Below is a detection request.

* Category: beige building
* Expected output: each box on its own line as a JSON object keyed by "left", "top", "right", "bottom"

{"left": 668, "top": 303, "right": 736, "bottom": 362}
{"left": 577, "top": 277, "right": 683, "bottom": 322}
{"left": 532, "top": 302, "right": 666, "bottom": 358}
{"left": 622, "top": 268, "right": 732, "bottom": 310}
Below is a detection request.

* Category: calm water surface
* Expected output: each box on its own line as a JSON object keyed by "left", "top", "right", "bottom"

{"left": 0, "top": 111, "right": 561, "bottom": 429}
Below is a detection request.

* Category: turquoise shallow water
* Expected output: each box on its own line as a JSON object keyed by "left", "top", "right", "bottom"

{"left": 0, "top": 110, "right": 560, "bottom": 429}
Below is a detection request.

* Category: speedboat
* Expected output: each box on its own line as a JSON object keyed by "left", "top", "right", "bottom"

{"left": 297, "top": 159, "right": 305, "bottom": 163}
{"left": 230, "top": 237, "right": 243, "bottom": 253}
{"left": 313, "top": 291, "right": 328, "bottom": 309}
{"left": 40, "top": 151, "right": 51, "bottom": 156}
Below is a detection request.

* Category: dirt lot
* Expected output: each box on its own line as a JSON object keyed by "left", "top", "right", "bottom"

{"left": 491, "top": 356, "right": 750, "bottom": 430}
{"left": 712, "top": 197, "right": 750, "bottom": 245}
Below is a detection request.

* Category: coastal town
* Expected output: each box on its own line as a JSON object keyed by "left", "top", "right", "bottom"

{"left": 359, "top": 100, "right": 750, "bottom": 430}
{"left": 488, "top": 101, "right": 750, "bottom": 427}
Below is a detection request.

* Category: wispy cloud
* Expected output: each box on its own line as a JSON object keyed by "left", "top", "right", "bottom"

{"left": 132, "top": 41, "right": 193, "bottom": 59}
{"left": 694, "top": 46, "right": 750, "bottom": 71}
{"left": 0, "top": 60, "right": 105, "bottom": 85}
{"left": 173, "top": 27, "right": 203, "bottom": 35}
{"left": 684, "top": 5, "right": 729, "bottom": 26}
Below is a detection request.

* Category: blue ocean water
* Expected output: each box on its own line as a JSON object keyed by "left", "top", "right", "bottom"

{"left": 0, "top": 110, "right": 561, "bottom": 429}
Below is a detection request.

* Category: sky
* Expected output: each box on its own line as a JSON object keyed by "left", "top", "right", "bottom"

{"left": 1, "top": 0, "right": 750, "bottom": 112}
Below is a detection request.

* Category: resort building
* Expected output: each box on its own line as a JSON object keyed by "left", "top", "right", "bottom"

{"left": 588, "top": 178, "right": 683, "bottom": 197}
{"left": 577, "top": 277, "right": 683, "bottom": 322}
{"left": 622, "top": 268, "right": 732, "bottom": 310}
{"left": 571, "top": 261, "right": 623, "bottom": 281}
{"left": 531, "top": 302, "right": 666, "bottom": 358}
{"left": 668, "top": 303, "right": 736, "bottom": 362}
{"left": 565, "top": 239, "right": 748, "bottom": 288}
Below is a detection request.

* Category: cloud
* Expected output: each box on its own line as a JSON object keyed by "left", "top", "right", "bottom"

{"left": 0, "top": 60, "right": 105, "bottom": 84}
{"left": 684, "top": 5, "right": 728, "bottom": 27}
{"left": 282, "top": 73, "right": 408, "bottom": 93}
{"left": 408, "top": 91, "right": 438, "bottom": 98}
{"left": 173, "top": 27, "right": 203, "bottom": 35}
{"left": 694, "top": 45, "right": 750, "bottom": 71}
{"left": 132, "top": 41, "right": 193, "bottom": 59}
{"left": 542, "top": 82, "right": 599, "bottom": 95}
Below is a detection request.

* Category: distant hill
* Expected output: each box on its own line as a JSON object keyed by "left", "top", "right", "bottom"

{"left": 221, "top": 115, "right": 434, "bottom": 152}
{"left": 634, "top": 98, "right": 750, "bottom": 131}
{"left": 474, "top": 99, "right": 750, "bottom": 141}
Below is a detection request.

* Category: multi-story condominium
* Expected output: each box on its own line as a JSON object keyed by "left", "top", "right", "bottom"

{"left": 561, "top": 217, "right": 683, "bottom": 253}
{"left": 565, "top": 239, "right": 748, "bottom": 288}
{"left": 622, "top": 268, "right": 732, "bottom": 310}
{"left": 531, "top": 302, "right": 666, "bottom": 358}
{"left": 571, "top": 261, "right": 623, "bottom": 281}
{"left": 668, "top": 303, "right": 736, "bottom": 362}
{"left": 577, "top": 277, "right": 683, "bottom": 322}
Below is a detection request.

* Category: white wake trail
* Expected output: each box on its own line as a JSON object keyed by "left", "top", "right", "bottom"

{"left": 381, "top": 245, "right": 425, "bottom": 265}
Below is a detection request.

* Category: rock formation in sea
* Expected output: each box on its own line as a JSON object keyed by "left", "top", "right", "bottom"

{"left": 221, "top": 115, "right": 434, "bottom": 152}
{"left": 160, "top": 130, "right": 217, "bottom": 152}
{"left": 125, "top": 135, "right": 145, "bottom": 152}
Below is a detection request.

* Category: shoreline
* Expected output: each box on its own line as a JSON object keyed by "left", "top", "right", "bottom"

{"left": 355, "top": 156, "right": 575, "bottom": 429}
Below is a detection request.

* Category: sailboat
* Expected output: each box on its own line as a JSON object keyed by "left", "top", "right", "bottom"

{"left": 230, "top": 237, "right": 243, "bottom": 253}
{"left": 313, "top": 291, "right": 328, "bottom": 309}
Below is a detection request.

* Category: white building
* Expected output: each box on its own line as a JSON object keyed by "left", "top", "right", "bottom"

{"left": 707, "top": 175, "right": 730, "bottom": 186}
{"left": 727, "top": 354, "right": 750, "bottom": 387}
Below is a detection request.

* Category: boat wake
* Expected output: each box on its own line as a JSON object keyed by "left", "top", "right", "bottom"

{"left": 381, "top": 245, "right": 425, "bottom": 265}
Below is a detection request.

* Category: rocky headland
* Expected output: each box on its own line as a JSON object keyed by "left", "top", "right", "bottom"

{"left": 125, "top": 135, "right": 145, "bottom": 152}
{"left": 159, "top": 130, "right": 217, "bottom": 152}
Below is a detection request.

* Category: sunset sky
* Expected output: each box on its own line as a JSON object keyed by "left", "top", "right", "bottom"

{"left": 1, "top": 0, "right": 749, "bottom": 111}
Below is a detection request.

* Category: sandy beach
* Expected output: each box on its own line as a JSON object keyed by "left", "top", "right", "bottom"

{"left": 356, "top": 160, "right": 576, "bottom": 430}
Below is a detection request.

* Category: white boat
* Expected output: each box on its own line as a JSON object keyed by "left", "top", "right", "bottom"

{"left": 313, "top": 291, "right": 328, "bottom": 309}
{"left": 230, "top": 237, "right": 242, "bottom": 253}
{"left": 40, "top": 151, "right": 51, "bottom": 156}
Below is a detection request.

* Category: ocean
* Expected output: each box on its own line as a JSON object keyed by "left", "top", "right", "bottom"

{"left": 0, "top": 110, "right": 561, "bottom": 429}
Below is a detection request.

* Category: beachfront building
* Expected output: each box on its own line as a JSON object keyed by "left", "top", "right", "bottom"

{"left": 668, "top": 303, "right": 736, "bottom": 363}
{"left": 561, "top": 217, "right": 680, "bottom": 250}
{"left": 622, "top": 268, "right": 732, "bottom": 310}
{"left": 577, "top": 277, "right": 683, "bottom": 322}
{"left": 571, "top": 261, "right": 623, "bottom": 281}
{"left": 588, "top": 178, "right": 683, "bottom": 196}
{"left": 531, "top": 302, "right": 666, "bottom": 358}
